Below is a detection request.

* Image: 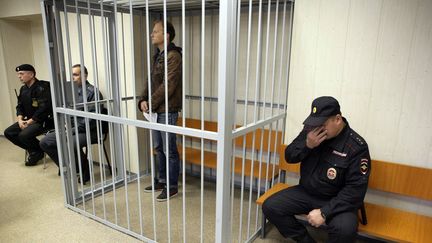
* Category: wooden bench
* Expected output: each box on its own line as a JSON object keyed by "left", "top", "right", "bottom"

{"left": 257, "top": 144, "right": 432, "bottom": 242}
{"left": 176, "top": 118, "right": 282, "bottom": 180}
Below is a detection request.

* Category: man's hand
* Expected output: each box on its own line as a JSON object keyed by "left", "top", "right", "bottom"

{"left": 18, "top": 119, "right": 26, "bottom": 129}
{"left": 306, "top": 126, "right": 327, "bottom": 149}
{"left": 307, "top": 209, "right": 325, "bottom": 228}
{"left": 140, "top": 101, "right": 149, "bottom": 113}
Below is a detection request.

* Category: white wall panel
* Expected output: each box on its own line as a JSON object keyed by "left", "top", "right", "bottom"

{"left": 286, "top": 0, "right": 320, "bottom": 142}
{"left": 287, "top": 0, "right": 432, "bottom": 168}
{"left": 366, "top": 0, "right": 417, "bottom": 161}
{"left": 339, "top": 0, "right": 382, "bottom": 134}
{"left": 393, "top": 0, "right": 432, "bottom": 167}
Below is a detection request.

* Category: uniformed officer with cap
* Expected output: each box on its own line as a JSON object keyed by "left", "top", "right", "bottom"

{"left": 262, "top": 96, "right": 371, "bottom": 243}
{"left": 4, "top": 64, "right": 53, "bottom": 166}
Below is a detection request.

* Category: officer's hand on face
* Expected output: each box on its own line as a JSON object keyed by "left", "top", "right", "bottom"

{"left": 140, "top": 101, "right": 149, "bottom": 113}
{"left": 307, "top": 209, "right": 325, "bottom": 228}
{"left": 306, "top": 126, "right": 327, "bottom": 149}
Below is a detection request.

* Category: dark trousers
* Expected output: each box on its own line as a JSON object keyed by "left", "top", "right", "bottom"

{"left": 40, "top": 131, "right": 97, "bottom": 174}
{"left": 153, "top": 112, "right": 180, "bottom": 189}
{"left": 4, "top": 122, "right": 46, "bottom": 154}
{"left": 262, "top": 185, "right": 358, "bottom": 243}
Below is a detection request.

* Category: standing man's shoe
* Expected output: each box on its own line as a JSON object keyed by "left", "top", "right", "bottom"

{"left": 156, "top": 188, "right": 178, "bottom": 202}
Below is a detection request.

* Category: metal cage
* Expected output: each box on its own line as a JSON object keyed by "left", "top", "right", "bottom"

{"left": 41, "top": 0, "right": 294, "bottom": 242}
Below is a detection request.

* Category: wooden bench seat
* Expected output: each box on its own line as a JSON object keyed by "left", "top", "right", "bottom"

{"left": 176, "top": 118, "right": 282, "bottom": 180}
{"left": 179, "top": 146, "right": 279, "bottom": 179}
{"left": 257, "top": 144, "right": 432, "bottom": 242}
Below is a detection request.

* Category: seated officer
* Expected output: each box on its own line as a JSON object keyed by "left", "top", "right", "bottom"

{"left": 262, "top": 96, "right": 371, "bottom": 243}
{"left": 4, "top": 64, "right": 53, "bottom": 166}
{"left": 40, "top": 64, "right": 104, "bottom": 184}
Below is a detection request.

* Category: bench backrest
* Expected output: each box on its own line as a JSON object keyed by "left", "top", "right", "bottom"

{"left": 278, "top": 144, "right": 432, "bottom": 201}
{"left": 178, "top": 118, "right": 282, "bottom": 153}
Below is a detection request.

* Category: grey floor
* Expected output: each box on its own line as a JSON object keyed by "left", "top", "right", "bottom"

{"left": 0, "top": 136, "right": 370, "bottom": 242}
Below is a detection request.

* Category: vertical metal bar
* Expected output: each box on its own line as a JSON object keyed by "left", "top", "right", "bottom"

{"left": 244, "top": 0, "right": 255, "bottom": 236}
{"left": 200, "top": 1, "right": 205, "bottom": 242}
{"left": 181, "top": 0, "right": 187, "bottom": 242}
{"left": 87, "top": 0, "right": 107, "bottom": 220}
{"left": 130, "top": 1, "right": 144, "bottom": 236}
{"left": 61, "top": 0, "right": 79, "bottom": 207}
{"left": 265, "top": 0, "right": 280, "bottom": 198}
{"left": 261, "top": 0, "right": 272, "bottom": 121}
{"left": 119, "top": 11, "right": 131, "bottom": 231}
{"left": 41, "top": 0, "right": 69, "bottom": 205}
{"left": 234, "top": 0, "right": 243, "bottom": 240}
{"left": 215, "top": 0, "right": 237, "bottom": 242}
{"left": 281, "top": 2, "right": 295, "bottom": 146}
{"left": 144, "top": 0, "right": 158, "bottom": 239}
{"left": 252, "top": 0, "right": 264, "bottom": 231}
{"left": 74, "top": 0, "right": 90, "bottom": 212}
{"left": 162, "top": 1, "right": 172, "bottom": 242}
{"left": 108, "top": 1, "right": 120, "bottom": 225}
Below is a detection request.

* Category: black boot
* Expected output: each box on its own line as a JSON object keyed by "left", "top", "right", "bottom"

{"left": 293, "top": 232, "right": 316, "bottom": 243}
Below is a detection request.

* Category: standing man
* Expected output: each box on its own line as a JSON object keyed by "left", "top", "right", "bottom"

{"left": 40, "top": 64, "right": 104, "bottom": 184}
{"left": 138, "top": 20, "right": 182, "bottom": 201}
{"left": 262, "top": 96, "right": 371, "bottom": 243}
{"left": 4, "top": 64, "right": 53, "bottom": 166}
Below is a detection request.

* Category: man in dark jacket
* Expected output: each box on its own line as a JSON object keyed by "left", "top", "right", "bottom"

{"left": 39, "top": 64, "right": 104, "bottom": 183}
{"left": 4, "top": 64, "right": 53, "bottom": 166}
{"left": 262, "top": 96, "right": 371, "bottom": 243}
{"left": 138, "top": 20, "right": 182, "bottom": 202}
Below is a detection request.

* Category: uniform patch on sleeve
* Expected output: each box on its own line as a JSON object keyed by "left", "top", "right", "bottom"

{"left": 360, "top": 159, "right": 369, "bottom": 175}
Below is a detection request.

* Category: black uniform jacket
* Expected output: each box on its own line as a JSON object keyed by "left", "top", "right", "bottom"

{"left": 285, "top": 118, "right": 371, "bottom": 219}
{"left": 16, "top": 80, "right": 52, "bottom": 123}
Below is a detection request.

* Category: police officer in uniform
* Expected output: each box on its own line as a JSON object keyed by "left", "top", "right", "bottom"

{"left": 4, "top": 64, "right": 53, "bottom": 166}
{"left": 262, "top": 96, "right": 371, "bottom": 243}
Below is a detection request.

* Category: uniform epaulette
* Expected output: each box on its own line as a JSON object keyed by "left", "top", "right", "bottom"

{"left": 349, "top": 131, "right": 366, "bottom": 147}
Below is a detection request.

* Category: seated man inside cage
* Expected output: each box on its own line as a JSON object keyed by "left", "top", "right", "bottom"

{"left": 138, "top": 20, "right": 182, "bottom": 202}
{"left": 4, "top": 64, "right": 54, "bottom": 166}
{"left": 40, "top": 64, "right": 105, "bottom": 184}
{"left": 262, "top": 96, "right": 371, "bottom": 243}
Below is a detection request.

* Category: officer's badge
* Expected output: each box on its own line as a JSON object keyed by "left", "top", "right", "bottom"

{"left": 312, "top": 106, "right": 317, "bottom": 113}
{"left": 327, "top": 168, "right": 337, "bottom": 180}
{"left": 32, "top": 98, "right": 38, "bottom": 107}
{"left": 360, "top": 159, "right": 369, "bottom": 175}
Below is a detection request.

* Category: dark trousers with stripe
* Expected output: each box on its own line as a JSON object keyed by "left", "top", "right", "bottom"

{"left": 262, "top": 185, "right": 358, "bottom": 243}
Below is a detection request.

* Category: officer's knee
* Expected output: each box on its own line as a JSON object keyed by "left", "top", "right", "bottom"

{"left": 262, "top": 197, "right": 276, "bottom": 218}
{"left": 330, "top": 220, "right": 357, "bottom": 240}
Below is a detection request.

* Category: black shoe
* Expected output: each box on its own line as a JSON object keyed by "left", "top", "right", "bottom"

{"left": 156, "top": 188, "right": 178, "bottom": 202}
{"left": 78, "top": 171, "right": 90, "bottom": 185}
{"left": 25, "top": 152, "right": 44, "bottom": 166}
{"left": 144, "top": 182, "right": 166, "bottom": 193}
{"left": 294, "top": 232, "right": 316, "bottom": 243}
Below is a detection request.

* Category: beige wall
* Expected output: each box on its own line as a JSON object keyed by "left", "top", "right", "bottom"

{"left": 0, "top": 20, "right": 37, "bottom": 133}
{"left": 286, "top": 0, "right": 432, "bottom": 168}
{"left": 0, "top": 0, "right": 41, "bottom": 18}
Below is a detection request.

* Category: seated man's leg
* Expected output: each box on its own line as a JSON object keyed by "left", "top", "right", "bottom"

{"left": 39, "top": 132, "right": 59, "bottom": 167}
{"left": 74, "top": 132, "right": 90, "bottom": 183}
{"left": 262, "top": 185, "right": 314, "bottom": 241}
{"left": 4, "top": 122, "right": 26, "bottom": 150}
{"left": 326, "top": 210, "right": 358, "bottom": 243}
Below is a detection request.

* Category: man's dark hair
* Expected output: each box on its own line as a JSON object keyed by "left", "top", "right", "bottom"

{"left": 154, "top": 20, "right": 176, "bottom": 42}
{"left": 72, "top": 64, "right": 88, "bottom": 75}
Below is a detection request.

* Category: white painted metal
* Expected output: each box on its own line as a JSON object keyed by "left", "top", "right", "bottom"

{"left": 42, "top": 0, "right": 294, "bottom": 242}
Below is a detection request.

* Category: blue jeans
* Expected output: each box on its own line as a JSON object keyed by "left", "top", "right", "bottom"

{"left": 153, "top": 112, "right": 180, "bottom": 189}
